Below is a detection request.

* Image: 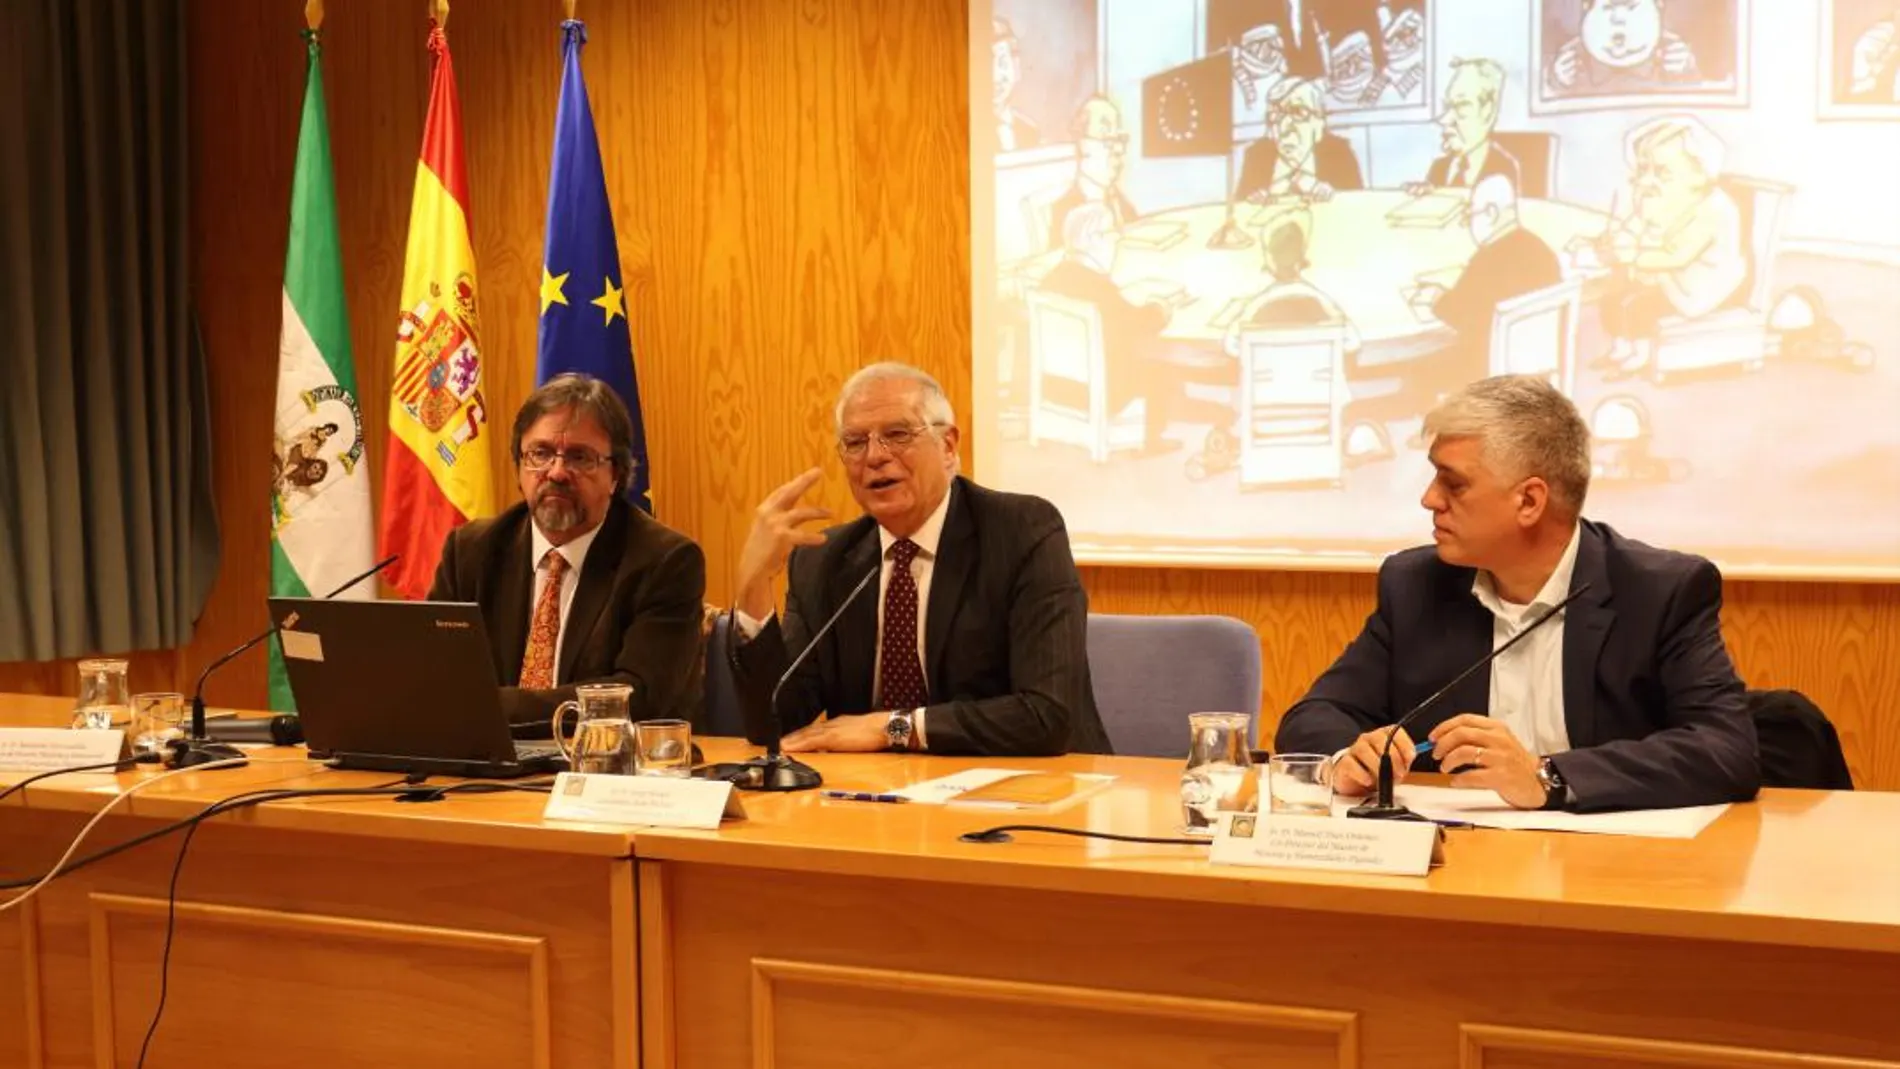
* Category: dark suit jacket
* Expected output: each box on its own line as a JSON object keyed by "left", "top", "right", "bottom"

{"left": 732, "top": 477, "right": 1110, "bottom": 757}
{"left": 1424, "top": 141, "right": 1520, "bottom": 190}
{"left": 428, "top": 497, "right": 707, "bottom": 731}
{"left": 1235, "top": 134, "right": 1363, "bottom": 203}
{"left": 1275, "top": 520, "right": 1760, "bottom": 811}
{"left": 1433, "top": 224, "right": 1562, "bottom": 360}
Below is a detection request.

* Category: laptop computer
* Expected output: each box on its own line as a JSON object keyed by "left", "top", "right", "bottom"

{"left": 268, "top": 597, "right": 566, "bottom": 778}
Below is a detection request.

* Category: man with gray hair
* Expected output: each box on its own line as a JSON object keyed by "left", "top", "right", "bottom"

{"left": 1233, "top": 77, "right": 1363, "bottom": 204}
{"left": 429, "top": 373, "right": 708, "bottom": 729}
{"left": 729, "top": 362, "right": 1109, "bottom": 756}
{"left": 1405, "top": 58, "right": 1520, "bottom": 194}
{"left": 1278, "top": 375, "right": 1758, "bottom": 812}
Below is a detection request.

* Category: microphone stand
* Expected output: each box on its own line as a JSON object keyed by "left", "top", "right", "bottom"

{"left": 1205, "top": 144, "right": 1255, "bottom": 251}
{"left": 167, "top": 555, "right": 398, "bottom": 771}
{"left": 707, "top": 563, "right": 882, "bottom": 792}
{"left": 1348, "top": 583, "right": 1592, "bottom": 821}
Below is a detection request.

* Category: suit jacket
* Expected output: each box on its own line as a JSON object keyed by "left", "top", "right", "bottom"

{"left": 1424, "top": 141, "right": 1520, "bottom": 190}
{"left": 1235, "top": 134, "right": 1363, "bottom": 204}
{"left": 1275, "top": 520, "right": 1760, "bottom": 811}
{"left": 731, "top": 477, "right": 1110, "bottom": 757}
{"left": 427, "top": 497, "right": 707, "bottom": 731}
{"left": 1433, "top": 224, "right": 1562, "bottom": 359}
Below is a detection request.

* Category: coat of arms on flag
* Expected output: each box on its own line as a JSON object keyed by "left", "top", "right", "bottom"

{"left": 392, "top": 273, "right": 488, "bottom": 466}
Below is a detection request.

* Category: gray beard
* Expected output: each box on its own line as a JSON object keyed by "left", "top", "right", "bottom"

{"left": 534, "top": 494, "right": 587, "bottom": 536}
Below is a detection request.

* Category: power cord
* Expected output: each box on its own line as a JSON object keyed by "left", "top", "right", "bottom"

{"left": 959, "top": 824, "right": 1210, "bottom": 846}
{"left": 0, "top": 758, "right": 144, "bottom": 805}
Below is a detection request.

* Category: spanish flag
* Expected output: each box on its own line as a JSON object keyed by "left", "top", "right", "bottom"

{"left": 378, "top": 17, "right": 494, "bottom": 599}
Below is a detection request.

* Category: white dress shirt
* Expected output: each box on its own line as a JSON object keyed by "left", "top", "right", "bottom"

{"left": 1470, "top": 523, "right": 1582, "bottom": 757}
{"left": 735, "top": 488, "right": 955, "bottom": 746}
{"left": 528, "top": 521, "right": 603, "bottom": 687}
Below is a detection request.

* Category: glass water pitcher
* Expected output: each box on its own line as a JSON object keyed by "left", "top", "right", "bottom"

{"left": 1179, "top": 711, "right": 1258, "bottom": 835}
{"left": 72, "top": 658, "right": 131, "bottom": 731}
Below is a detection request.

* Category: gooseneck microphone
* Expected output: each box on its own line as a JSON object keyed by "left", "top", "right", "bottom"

{"left": 709, "top": 563, "right": 882, "bottom": 792}
{"left": 167, "top": 555, "right": 398, "bottom": 770}
{"left": 1348, "top": 582, "right": 1592, "bottom": 821}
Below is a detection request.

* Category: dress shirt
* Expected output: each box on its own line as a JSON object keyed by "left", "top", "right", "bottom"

{"left": 1469, "top": 522, "right": 1582, "bottom": 757}
{"left": 528, "top": 519, "right": 603, "bottom": 687}
{"left": 735, "top": 488, "right": 955, "bottom": 747}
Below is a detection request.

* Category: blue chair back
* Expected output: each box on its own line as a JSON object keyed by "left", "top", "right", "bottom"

{"left": 703, "top": 611, "right": 747, "bottom": 738}
{"left": 1086, "top": 613, "right": 1262, "bottom": 758}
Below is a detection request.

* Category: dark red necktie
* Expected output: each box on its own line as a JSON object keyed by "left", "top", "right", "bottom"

{"left": 876, "top": 539, "right": 927, "bottom": 710}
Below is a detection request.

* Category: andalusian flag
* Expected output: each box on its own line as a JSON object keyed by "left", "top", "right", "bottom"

{"left": 378, "top": 18, "right": 495, "bottom": 600}
{"left": 269, "top": 26, "right": 374, "bottom": 711}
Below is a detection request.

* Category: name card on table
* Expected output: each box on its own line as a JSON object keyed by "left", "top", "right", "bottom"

{"left": 542, "top": 772, "right": 745, "bottom": 829}
{"left": 1209, "top": 813, "right": 1438, "bottom": 877}
{"left": 0, "top": 728, "right": 128, "bottom": 773}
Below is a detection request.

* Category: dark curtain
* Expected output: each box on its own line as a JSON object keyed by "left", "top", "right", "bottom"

{"left": 0, "top": 0, "right": 220, "bottom": 661}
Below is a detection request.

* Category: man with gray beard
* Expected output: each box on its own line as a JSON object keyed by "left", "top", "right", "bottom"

{"left": 428, "top": 374, "right": 706, "bottom": 731}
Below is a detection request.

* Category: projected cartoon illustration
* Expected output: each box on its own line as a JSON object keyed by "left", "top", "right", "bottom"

{"left": 977, "top": 1, "right": 1900, "bottom": 575}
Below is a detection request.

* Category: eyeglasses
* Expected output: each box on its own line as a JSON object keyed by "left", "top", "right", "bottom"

{"left": 520, "top": 445, "right": 609, "bottom": 474}
{"left": 836, "top": 423, "right": 941, "bottom": 460}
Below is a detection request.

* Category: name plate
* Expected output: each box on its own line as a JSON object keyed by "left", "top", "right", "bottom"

{"left": 541, "top": 772, "right": 744, "bottom": 829}
{"left": 0, "top": 727, "right": 127, "bottom": 773}
{"left": 1209, "top": 813, "right": 1438, "bottom": 877}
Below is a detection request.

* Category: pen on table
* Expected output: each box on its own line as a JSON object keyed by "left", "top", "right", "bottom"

{"left": 821, "top": 790, "right": 909, "bottom": 804}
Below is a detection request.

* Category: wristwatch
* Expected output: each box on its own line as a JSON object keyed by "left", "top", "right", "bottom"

{"left": 886, "top": 708, "right": 916, "bottom": 752}
{"left": 1536, "top": 757, "right": 1568, "bottom": 810}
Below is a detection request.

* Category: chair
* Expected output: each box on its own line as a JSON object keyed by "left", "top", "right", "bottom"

{"left": 1235, "top": 325, "right": 1350, "bottom": 488}
{"left": 702, "top": 610, "right": 747, "bottom": 738}
{"left": 1488, "top": 277, "right": 1583, "bottom": 396}
{"left": 1652, "top": 176, "right": 1793, "bottom": 382}
{"left": 1086, "top": 614, "right": 1263, "bottom": 759}
{"left": 1019, "top": 186, "right": 1065, "bottom": 259}
{"left": 1492, "top": 131, "right": 1557, "bottom": 199}
{"left": 1748, "top": 688, "right": 1854, "bottom": 790}
{"left": 1025, "top": 289, "right": 1147, "bottom": 462}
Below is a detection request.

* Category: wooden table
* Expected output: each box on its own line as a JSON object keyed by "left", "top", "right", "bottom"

{"left": 636, "top": 741, "right": 1900, "bottom": 1069}
{"left": 9, "top": 699, "right": 1900, "bottom": 1069}
{"left": 1, "top": 695, "right": 640, "bottom": 1069}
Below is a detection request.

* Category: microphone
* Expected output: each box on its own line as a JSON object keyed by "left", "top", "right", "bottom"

{"left": 707, "top": 562, "right": 882, "bottom": 792}
{"left": 167, "top": 555, "right": 397, "bottom": 770}
{"left": 1347, "top": 582, "right": 1593, "bottom": 822}
{"left": 202, "top": 714, "right": 306, "bottom": 747}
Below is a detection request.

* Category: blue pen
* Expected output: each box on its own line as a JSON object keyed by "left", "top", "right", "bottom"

{"left": 821, "top": 790, "right": 909, "bottom": 804}
{"left": 1413, "top": 739, "right": 1436, "bottom": 756}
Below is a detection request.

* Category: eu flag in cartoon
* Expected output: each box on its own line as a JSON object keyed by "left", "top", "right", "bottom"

{"left": 537, "top": 18, "right": 652, "bottom": 513}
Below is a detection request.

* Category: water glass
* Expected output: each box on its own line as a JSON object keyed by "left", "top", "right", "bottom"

{"left": 635, "top": 719, "right": 693, "bottom": 777}
{"left": 1269, "top": 753, "right": 1335, "bottom": 816}
{"left": 130, "top": 692, "right": 186, "bottom": 758}
{"left": 72, "top": 658, "right": 131, "bottom": 731}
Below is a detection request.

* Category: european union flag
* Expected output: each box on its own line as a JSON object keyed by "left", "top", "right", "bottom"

{"left": 537, "top": 19, "right": 652, "bottom": 513}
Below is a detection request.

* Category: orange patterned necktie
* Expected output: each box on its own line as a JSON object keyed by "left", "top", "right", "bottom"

{"left": 519, "top": 550, "right": 569, "bottom": 690}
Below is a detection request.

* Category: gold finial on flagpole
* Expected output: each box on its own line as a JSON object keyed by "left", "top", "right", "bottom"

{"left": 564, "top": 0, "right": 578, "bottom": 21}
{"left": 305, "top": 0, "right": 324, "bottom": 31}
{"left": 431, "top": 0, "right": 449, "bottom": 28}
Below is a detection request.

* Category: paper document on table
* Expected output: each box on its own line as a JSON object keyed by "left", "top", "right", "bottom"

{"left": 1209, "top": 295, "right": 1251, "bottom": 331}
{"left": 1119, "top": 219, "right": 1188, "bottom": 250}
{"left": 894, "top": 768, "right": 1116, "bottom": 810}
{"left": 1370, "top": 785, "right": 1728, "bottom": 838}
{"left": 1385, "top": 190, "right": 1464, "bottom": 228}
{"left": 1122, "top": 277, "right": 1194, "bottom": 310}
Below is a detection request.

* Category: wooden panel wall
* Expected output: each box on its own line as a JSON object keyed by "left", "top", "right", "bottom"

{"left": 1, "top": 0, "right": 1894, "bottom": 790}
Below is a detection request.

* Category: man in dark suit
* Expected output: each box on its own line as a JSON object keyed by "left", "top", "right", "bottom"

{"left": 1234, "top": 78, "right": 1363, "bottom": 204}
{"left": 1047, "top": 95, "right": 1138, "bottom": 251}
{"left": 428, "top": 374, "right": 707, "bottom": 730}
{"left": 1035, "top": 201, "right": 1181, "bottom": 455}
{"left": 729, "top": 363, "right": 1109, "bottom": 756}
{"left": 1421, "top": 173, "right": 1562, "bottom": 369}
{"left": 1278, "top": 375, "right": 1758, "bottom": 812}
{"left": 1406, "top": 59, "right": 1520, "bottom": 194}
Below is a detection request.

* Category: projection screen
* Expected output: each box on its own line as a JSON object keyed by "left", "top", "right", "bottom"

{"left": 970, "top": 0, "right": 1900, "bottom": 579}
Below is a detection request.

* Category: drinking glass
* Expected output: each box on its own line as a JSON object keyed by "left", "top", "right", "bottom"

{"left": 130, "top": 692, "right": 186, "bottom": 758}
{"left": 72, "top": 658, "right": 131, "bottom": 731}
{"left": 635, "top": 719, "right": 693, "bottom": 777}
{"left": 550, "top": 683, "right": 638, "bottom": 775}
{"left": 1269, "top": 753, "right": 1335, "bottom": 816}
{"left": 1179, "top": 712, "right": 1258, "bottom": 835}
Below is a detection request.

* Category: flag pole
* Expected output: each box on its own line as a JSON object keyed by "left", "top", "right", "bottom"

{"left": 431, "top": 0, "right": 449, "bottom": 28}
{"left": 305, "top": 0, "right": 324, "bottom": 31}
{"left": 564, "top": 0, "right": 577, "bottom": 20}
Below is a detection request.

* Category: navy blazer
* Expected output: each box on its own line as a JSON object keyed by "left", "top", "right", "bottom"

{"left": 1275, "top": 520, "right": 1760, "bottom": 811}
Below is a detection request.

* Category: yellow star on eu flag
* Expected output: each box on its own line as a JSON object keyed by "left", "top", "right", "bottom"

{"left": 540, "top": 267, "right": 570, "bottom": 314}
{"left": 591, "top": 277, "right": 625, "bottom": 326}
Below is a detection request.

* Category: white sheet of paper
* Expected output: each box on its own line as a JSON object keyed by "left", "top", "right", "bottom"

{"left": 891, "top": 768, "right": 1116, "bottom": 810}
{"left": 1342, "top": 784, "right": 1729, "bottom": 839}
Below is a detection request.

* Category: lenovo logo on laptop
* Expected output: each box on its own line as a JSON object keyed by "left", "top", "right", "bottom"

{"left": 434, "top": 619, "right": 472, "bottom": 629}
